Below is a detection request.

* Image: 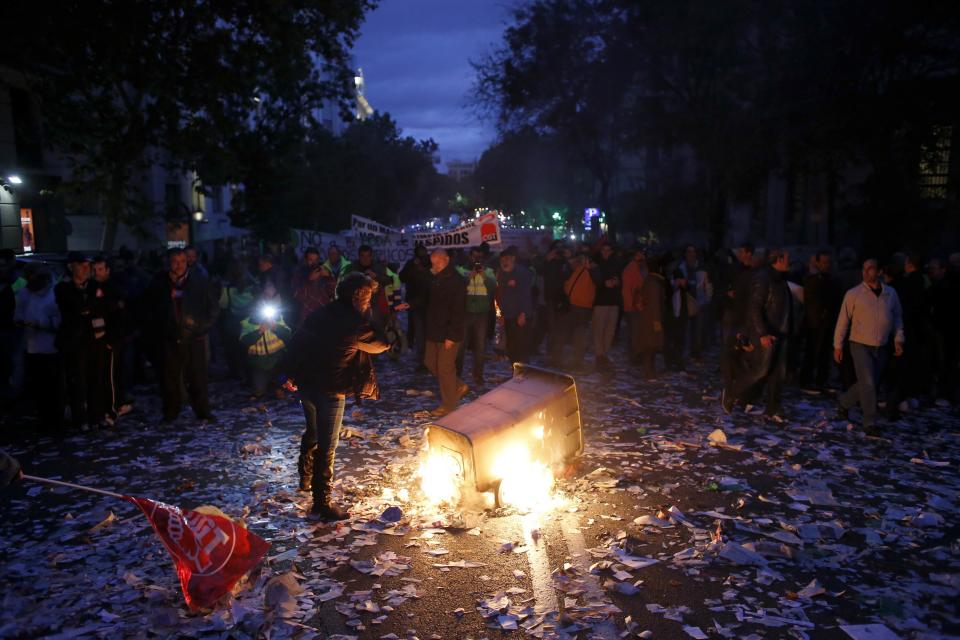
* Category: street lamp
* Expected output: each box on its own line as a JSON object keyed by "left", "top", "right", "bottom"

{"left": 193, "top": 210, "right": 205, "bottom": 222}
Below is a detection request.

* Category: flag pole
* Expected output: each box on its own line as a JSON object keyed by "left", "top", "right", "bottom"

{"left": 22, "top": 474, "right": 127, "bottom": 500}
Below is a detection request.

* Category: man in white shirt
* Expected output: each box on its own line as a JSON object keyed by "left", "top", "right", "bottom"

{"left": 833, "top": 259, "right": 904, "bottom": 436}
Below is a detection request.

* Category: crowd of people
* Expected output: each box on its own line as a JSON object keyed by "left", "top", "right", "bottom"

{"left": 2, "top": 238, "right": 959, "bottom": 515}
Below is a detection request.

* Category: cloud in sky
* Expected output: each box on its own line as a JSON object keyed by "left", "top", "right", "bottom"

{"left": 354, "top": 0, "right": 511, "bottom": 168}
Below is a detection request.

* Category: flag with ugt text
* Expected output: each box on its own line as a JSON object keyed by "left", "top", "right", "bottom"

{"left": 126, "top": 496, "right": 270, "bottom": 609}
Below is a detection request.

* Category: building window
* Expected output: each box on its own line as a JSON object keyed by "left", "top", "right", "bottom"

{"left": 919, "top": 125, "right": 952, "bottom": 199}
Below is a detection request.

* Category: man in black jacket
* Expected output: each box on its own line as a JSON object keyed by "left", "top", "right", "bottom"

{"left": 146, "top": 248, "right": 219, "bottom": 423}
{"left": 723, "top": 248, "right": 793, "bottom": 421}
{"left": 800, "top": 250, "right": 841, "bottom": 392}
{"left": 400, "top": 244, "right": 431, "bottom": 370}
{"left": 720, "top": 243, "right": 755, "bottom": 390}
{"left": 92, "top": 256, "right": 128, "bottom": 424}
{"left": 285, "top": 273, "right": 390, "bottom": 521}
{"left": 55, "top": 252, "right": 101, "bottom": 430}
{"left": 541, "top": 240, "right": 572, "bottom": 367}
{"left": 590, "top": 242, "right": 622, "bottom": 366}
{"left": 424, "top": 249, "right": 467, "bottom": 417}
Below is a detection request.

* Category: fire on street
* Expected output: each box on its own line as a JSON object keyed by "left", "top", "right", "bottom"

{"left": 2, "top": 348, "right": 958, "bottom": 639}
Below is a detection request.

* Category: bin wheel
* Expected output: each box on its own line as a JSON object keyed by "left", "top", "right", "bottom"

{"left": 492, "top": 479, "right": 504, "bottom": 509}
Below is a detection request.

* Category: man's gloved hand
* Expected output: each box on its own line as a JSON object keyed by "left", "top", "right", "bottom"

{"left": 0, "top": 451, "right": 23, "bottom": 490}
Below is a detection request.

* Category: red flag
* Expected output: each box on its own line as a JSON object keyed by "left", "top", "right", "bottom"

{"left": 127, "top": 496, "right": 270, "bottom": 609}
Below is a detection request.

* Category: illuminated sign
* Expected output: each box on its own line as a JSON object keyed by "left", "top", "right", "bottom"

{"left": 583, "top": 207, "right": 599, "bottom": 230}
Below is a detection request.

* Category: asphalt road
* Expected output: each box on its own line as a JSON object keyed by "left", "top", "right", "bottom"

{"left": 1, "top": 342, "right": 958, "bottom": 640}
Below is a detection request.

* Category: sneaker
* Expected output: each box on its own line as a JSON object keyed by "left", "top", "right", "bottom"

{"left": 721, "top": 389, "right": 734, "bottom": 415}
{"left": 307, "top": 501, "right": 350, "bottom": 522}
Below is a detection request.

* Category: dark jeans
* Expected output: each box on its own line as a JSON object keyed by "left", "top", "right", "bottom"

{"left": 504, "top": 317, "right": 531, "bottom": 363}
{"left": 544, "top": 306, "right": 568, "bottom": 366}
{"left": 63, "top": 345, "right": 99, "bottom": 427}
{"left": 161, "top": 336, "right": 211, "bottom": 420}
{"left": 800, "top": 324, "right": 833, "bottom": 388}
{"left": 249, "top": 360, "right": 280, "bottom": 397}
{"left": 298, "top": 392, "right": 346, "bottom": 500}
{"left": 457, "top": 312, "right": 489, "bottom": 381}
{"left": 219, "top": 314, "right": 247, "bottom": 380}
{"left": 666, "top": 312, "right": 689, "bottom": 369}
{"left": 728, "top": 337, "right": 789, "bottom": 415}
{"left": 565, "top": 306, "right": 591, "bottom": 365}
{"left": 409, "top": 308, "right": 427, "bottom": 366}
{"left": 25, "top": 352, "right": 64, "bottom": 429}
{"left": 627, "top": 312, "right": 657, "bottom": 378}
{"left": 839, "top": 342, "right": 887, "bottom": 428}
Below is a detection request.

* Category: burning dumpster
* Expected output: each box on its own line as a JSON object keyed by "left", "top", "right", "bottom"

{"left": 419, "top": 364, "right": 583, "bottom": 509}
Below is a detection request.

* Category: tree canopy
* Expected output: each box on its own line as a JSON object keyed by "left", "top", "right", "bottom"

{"left": 474, "top": 0, "right": 960, "bottom": 250}
{"left": 2, "top": 0, "right": 375, "bottom": 248}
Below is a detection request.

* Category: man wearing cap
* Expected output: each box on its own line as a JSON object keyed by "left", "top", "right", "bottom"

{"left": 55, "top": 252, "right": 101, "bottom": 430}
{"left": 496, "top": 246, "right": 534, "bottom": 364}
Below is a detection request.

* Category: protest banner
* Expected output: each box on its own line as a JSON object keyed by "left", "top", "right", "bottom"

{"left": 351, "top": 214, "right": 400, "bottom": 236}
{"left": 293, "top": 213, "right": 502, "bottom": 266}
{"left": 293, "top": 229, "right": 416, "bottom": 265}
{"left": 411, "top": 212, "right": 501, "bottom": 248}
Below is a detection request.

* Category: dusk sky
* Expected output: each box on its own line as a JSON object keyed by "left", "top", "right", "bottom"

{"left": 354, "top": 0, "right": 511, "bottom": 170}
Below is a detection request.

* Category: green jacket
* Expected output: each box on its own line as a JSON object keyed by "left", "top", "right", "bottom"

{"left": 322, "top": 256, "right": 352, "bottom": 282}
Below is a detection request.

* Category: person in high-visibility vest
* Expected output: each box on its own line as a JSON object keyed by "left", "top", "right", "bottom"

{"left": 239, "top": 284, "right": 292, "bottom": 398}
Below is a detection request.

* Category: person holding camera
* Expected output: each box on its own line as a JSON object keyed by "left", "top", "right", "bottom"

{"left": 456, "top": 245, "right": 497, "bottom": 386}
{"left": 239, "top": 283, "right": 292, "bottom": 399}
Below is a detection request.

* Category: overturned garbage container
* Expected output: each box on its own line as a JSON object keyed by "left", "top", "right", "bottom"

{"left": 421, "top": 363, "right": 582, "bottom": 508}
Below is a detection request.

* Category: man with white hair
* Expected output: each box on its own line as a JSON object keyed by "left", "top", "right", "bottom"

{"left": 834, "top": 258, "right": 904, "bottom": 436}
{"left": 424, "top": 249, "right": 467, "bottom": 417}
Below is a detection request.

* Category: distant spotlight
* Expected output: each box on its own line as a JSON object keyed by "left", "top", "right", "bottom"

{"left": 7, "top": 175, "right": 22, "bottom": 185}
{"left": 193, "top": 210, "right": 205, "bottom": 222}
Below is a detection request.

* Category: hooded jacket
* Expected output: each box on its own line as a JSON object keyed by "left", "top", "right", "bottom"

{"left": 285, "top": 300, "right": 389, "bottom": 401}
